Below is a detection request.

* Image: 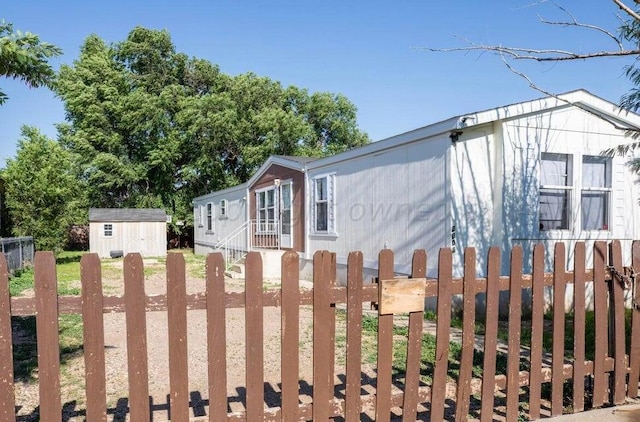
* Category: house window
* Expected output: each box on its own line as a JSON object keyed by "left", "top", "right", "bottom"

{"left": 256, "top": 187, "right": 276, "bottom": 233}
{"left": 312, "top": 174, "right": 336, "bottom": 234}
{"left": 103, "top": 224, "right": 113, "bottom": 237}
{"left": 581, "top": 155, "right": 611, "bottom": 230}
{"left": 206, "top": 202, "right": 214, "bottom": 232}
{"left": 539, "top": 153, "right": 572, "bottom": 231}
{"left": 220, "top": 199, "right": 227, "bottom": 218}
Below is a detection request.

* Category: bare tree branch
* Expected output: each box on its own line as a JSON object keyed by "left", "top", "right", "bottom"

{"left": 612, "top": 0, "right": 640, "bottom": 22}
{"left": 421, "top": 43, "right": 640, "bottom": 61}
{"left": 422, "top": 0, "right": 640, "bottom": 62}
{"left": 498, "top": 54, "right": 640, "bottom": 135}
{"left": 538, "top": 4, "right": 624, "bottom": 50}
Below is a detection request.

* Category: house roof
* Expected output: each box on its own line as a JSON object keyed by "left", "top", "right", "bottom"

{"left": 272, "top": 155, "right": 318, "bottom": 164}
{"left": 198, "top": 89, "right": 640, "bottom": 198}
{"left": 304, "top": 89, "right": 640, "bottom": 170}
{"left": 89, "top": 208, "right": 167, "bottom": 222}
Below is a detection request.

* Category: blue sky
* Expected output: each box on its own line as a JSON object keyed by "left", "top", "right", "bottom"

{"left": 0, "top": 1, "right": 635, "bottom": 166}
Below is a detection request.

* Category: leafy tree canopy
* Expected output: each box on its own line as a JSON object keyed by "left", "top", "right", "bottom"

{"left": 0, "top": 21, "right": 62, "bottom": 104}
{"left": 55, "top": 26, "right": 369, "bottom": 229}
{"left": 2, "top": 127, "right": 87, "bottom": 252}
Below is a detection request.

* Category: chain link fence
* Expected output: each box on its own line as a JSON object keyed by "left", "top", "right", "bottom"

{"left": 1, "top": 237, "right": 35, "bottom": 272}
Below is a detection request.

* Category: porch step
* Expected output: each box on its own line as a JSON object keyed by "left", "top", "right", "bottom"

{"left": 225, "top": 263, "right": 245, "bottom": 279}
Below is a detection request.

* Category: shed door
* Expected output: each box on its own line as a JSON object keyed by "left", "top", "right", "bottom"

{"left": 124, "top": 223, "right": 145, "bottom": 256}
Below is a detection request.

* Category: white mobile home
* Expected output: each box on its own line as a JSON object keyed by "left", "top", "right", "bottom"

{"left": 194, "top": 90, "right": 640, "bottom": 279}
{"left": 89, "top": 208, "right": 168, "bottom": 258}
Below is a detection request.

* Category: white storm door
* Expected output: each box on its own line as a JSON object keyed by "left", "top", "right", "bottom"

{"left": 280, "top": 182, "right": 293, "bottom": 248}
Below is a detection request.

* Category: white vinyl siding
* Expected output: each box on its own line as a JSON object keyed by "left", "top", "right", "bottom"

{"left": 197, "top": 204, "right": 205, "bottom": 227}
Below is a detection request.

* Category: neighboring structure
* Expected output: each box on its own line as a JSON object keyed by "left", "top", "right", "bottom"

{"left": 89, "top": 208, "right": 168, "bottom": 258}
{"left": 0, "top": 177, "right": 7, "bottom": 237}
{"left": 194, "top": 90, "right": 640, "bottom": 279}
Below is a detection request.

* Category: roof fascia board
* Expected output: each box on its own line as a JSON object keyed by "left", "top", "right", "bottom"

{"left": 193, "top": 183, "right": 248, "bottom": 202}
{"left": 246, "top": 156, "right": 308, "bottom": 188}
{"left": 307, "top": 116, "right": 461, "bottom": 169}
{"left": 469, "top": 89, "right": 640, "bottom": 130}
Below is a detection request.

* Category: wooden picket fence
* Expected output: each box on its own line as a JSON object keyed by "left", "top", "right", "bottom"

{"left": 1, "top": 240, "right": 639, "bottom": 421}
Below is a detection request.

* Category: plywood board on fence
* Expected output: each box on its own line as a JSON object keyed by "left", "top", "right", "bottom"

{"left": 378, "top": 277, "right": 426, "bottom": 315}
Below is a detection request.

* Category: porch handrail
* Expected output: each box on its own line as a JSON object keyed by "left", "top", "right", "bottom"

{"left": 214, "top": 220, "right": 251, "bottom": 266}
{"left": 213, "top": 219, "right": 282, "bottom": 267}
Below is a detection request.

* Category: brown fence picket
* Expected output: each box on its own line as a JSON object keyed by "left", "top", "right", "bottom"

{"left": 167, "top": 253, "right": 189, "bottom": 421}
{"left": 345, "top": 251, "right": 363, "bottom": 422}
{"left": 245, "top": 252, "right": 264, "bottom": 420}
{"left": 593, "top": 241, "right": 608, "bottom": 408}
{"left": 609, "top": 240, "right": 626, "bottom": 405}
{"left": 376, "top": 249, "right": 395, "bottom": 422}
{"left": 629, "top": 240, "right": 640, "bottom": 398}
{"left": 329, "top": 252, "right": 337, "bottom": 396}
{"left": 455, "top": 248, "right": 476, "bottom": 422}
{"left": 281, "top": 251, "right": 300, "bottom": 421}
{"left": 206, "top": 253, "right": 227, "bottom": 419}
{"left": 551, "top": 242, "right": 566, "bottom": 417}
{"left": 313, "top": 250, "right": 333, "bottom": 420}
{"left": 506, "top": 246, "right": 523, "bottom": 421}
{"left": 34, "top": 251, "right": 61, "bottom": 421}
{"left": 124, "top": 253, "right": 150, "bottom": 421}
{"left": 480, "top": 247, "right": 500, "bottom": 422}
{"left": 10, "top": 240, "right": 640, "bottom": 420}
{"left": 431, "top": 248, "right": 452, "bottom": 421}
{"left": 528, "top": 243, "right": 545, "bottom": 420}
{"left": 402, "top": 249, "right": 426, "bottom": 422}
{"left": 572, "top": 242, "right": 586, "bottom": 412}
{"left": 80, "top": 253, "right": 106, "bottom": 422}
{"left": 0, "top": 254, "right": 15, "bottom": 422}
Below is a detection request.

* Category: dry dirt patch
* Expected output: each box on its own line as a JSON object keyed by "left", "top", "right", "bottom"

{"left": 14, "top": 256, "right": 322, "bottom": 421}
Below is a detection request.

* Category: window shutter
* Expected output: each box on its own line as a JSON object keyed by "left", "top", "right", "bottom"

{"left": 311, "top": 179, "right": 317, "bottom": 232}
{"left": 328, "top": 174, "right": 336, "bottom": 233}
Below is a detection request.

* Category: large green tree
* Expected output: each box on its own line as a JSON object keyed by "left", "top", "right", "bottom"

{"left": 0, "top": 21, "right": 62, "bottom": 104}
{"left": 55, "top": 26, "right": 369, "bottom": 228}
{"left": 2, "top": 127, "right": 86, "bottom": 252}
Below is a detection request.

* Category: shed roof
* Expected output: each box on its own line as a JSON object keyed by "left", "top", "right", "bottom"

{"left": 88, "top": 208, "right": 167, "bottom": 222}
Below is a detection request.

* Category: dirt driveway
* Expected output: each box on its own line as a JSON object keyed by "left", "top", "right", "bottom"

{"left": 14, "top": 256, "right": 320, "bottom": 421}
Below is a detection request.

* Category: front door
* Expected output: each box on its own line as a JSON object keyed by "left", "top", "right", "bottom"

{"left": 280, "top": 182, "right": 293, "bottom": 248}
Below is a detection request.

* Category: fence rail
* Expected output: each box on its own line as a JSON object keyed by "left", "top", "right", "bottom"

{"left": 0, "top": 236, "right": 34, "bottom": 272}
{"left": 2, "top": 240, "right": 640, "bottom": 420}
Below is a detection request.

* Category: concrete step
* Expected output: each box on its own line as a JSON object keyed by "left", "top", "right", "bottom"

{"left": 225, "top": 263, "right": 245, "bottom": 279}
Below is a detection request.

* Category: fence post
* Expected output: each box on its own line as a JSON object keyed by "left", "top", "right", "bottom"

{"left": 0, "top": 253, "right": 15, "bottom": 422}
{"left": 608, "top": 240, "right": 626, "bottom": 405}
{"left": 628, "top": 241, "right": 640, "bottom": 398}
